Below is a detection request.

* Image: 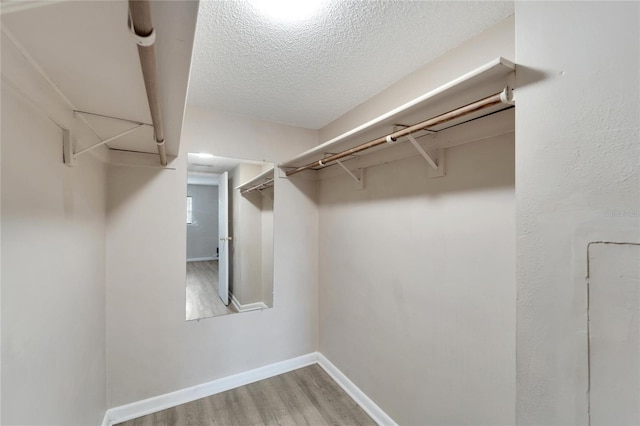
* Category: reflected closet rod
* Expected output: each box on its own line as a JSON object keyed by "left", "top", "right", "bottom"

{"left": 242, "top": 178, "right": 275, "bottom": 194}
{"left": 128, "top": 0, "right": 167, "bottom": 166}
{"left": 285, "top": 89, "right": 511, "bottom": 177}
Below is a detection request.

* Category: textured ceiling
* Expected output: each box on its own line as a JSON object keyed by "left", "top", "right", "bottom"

{"left": 188, "top": 0, "right": 514, "bottom": 129}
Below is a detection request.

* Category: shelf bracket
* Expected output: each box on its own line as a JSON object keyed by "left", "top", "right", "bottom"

{"left": 500, "top": 86, "right": 515, "bottom": 105}
{"left": 73, "top": 110, "right": 153, "bottom": 127}
{"left": 406, "top": 134, "right": 445, "bottom": 178}
{"left": 64, "top": 124, "right": 144, "bottom": 167}
{"left": 335, "top": 160, "right": 364, "bottom": 190}
{"left": 256, "top": 188, "right": 273, "bottom": 200}
{"left": 62, "top": 129, "right": 75, "bottom": 166}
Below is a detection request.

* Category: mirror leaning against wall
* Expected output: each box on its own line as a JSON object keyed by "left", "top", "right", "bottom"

{"left": 186, "top": 153, "right": 275, "bottom": 320}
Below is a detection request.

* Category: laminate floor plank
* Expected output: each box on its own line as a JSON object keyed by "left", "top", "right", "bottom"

{"left": 166, "top": 403, "right": 187, "bottom": 426}
{"left": 295, "top": 365, "right": 376, "bottom": 426}
{"left": 210, "top": 391, "right": 241, "bottom": 426}
{"left": 129, "top": 415, "right": 147, "bottom": 426}
{"left": 182, "top": 399, "right": 206, "bottom": 426}
{"left": 236, "top": 386, "right": 265, "bottom": 425}
{"left": 275, "top": 371, "right": 332, "bottom": 425}
{"left": 150, "top": 410, "right": 168, "bottom": 426}
{"left": 199, "top": 396, "right": 219, "bottom": 426}
{"left": 290, "top": 367, "right": 342, "bottom": 424}
{"left": 116, "top": 366, "right": 375, "bottom": 426}
{"left": 186, "top": 260, "right": 236, "bottom": 320}
{"left": 245, "top": 377, "right": 298, "bottom": 426}
{"left": 264, "top": 374, "right": 314, "bottom": 425}
{"left": 291, "top": 366, "right": 356, "bottom": 425}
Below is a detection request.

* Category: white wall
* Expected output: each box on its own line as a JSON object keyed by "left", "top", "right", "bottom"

{"left": 186, "top": 184, "right": 218, "bottom": 260}
{"left": 588, "top": 243, "right": 639, "bottom": 426}
{"left": 316, "top": 17, "right": 515, "bottom": 425}
{"left": 515, "top": 2, "right": 640, "bottom": 425}
{"left": 105, "top": 107, "right": 319, "bottom": 407}
{"left": 1, "top": 35, "right": 107, "bottom": 425}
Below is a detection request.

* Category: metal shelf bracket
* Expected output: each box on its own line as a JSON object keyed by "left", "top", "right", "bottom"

{"left": 256, "top": 188, "right": 273, "bottom": 200}
{"left": 406, "top": 134, "right": 445, "bottom": 178}
{"left": 335, "top": 160, "right": 364, "bottom": 190}
{"left": 63, "top": 123, "right": 144, "bottom": 167}
{"left": 62, "top": 129, "right": 75, "bottom": 166}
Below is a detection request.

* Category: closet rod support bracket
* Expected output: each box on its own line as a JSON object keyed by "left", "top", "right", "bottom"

{"left": 256, "top": 188, "right": 273, "bottom": 200}
{"left": 63, "top": 129, "right": 76, "bottom": 167}
{"left": 426, "top": 148, "right": 445, "bottom": 178}
{"left": 406, "top": 134, "right": 445, "bottom": 178}
{"left": 63, "top": 124, "right": 144, "bottom": 167}
{"left": 335, "top": 160, "right": 364, "bottom": 190}
{"left": 501, "top": 86, "right": 515, "bottom": 105}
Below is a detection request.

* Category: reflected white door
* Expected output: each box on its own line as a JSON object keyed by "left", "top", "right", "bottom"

{"left": 218, "top": 171, "right": 230, "bottom": 305}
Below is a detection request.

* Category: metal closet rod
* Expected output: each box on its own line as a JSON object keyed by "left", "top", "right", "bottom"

{"left": 285, "top": 90, "right": 508, "bottom": 177}
{"left": 129, "top": 0, "right": 167, "bottom": 166}
{"left": 242, "top": 178, "right": 275, "bottom": 194}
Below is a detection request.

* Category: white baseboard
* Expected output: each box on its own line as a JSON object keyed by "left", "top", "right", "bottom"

{"left": 186, "top": 256, "right": 217, "bottom": 262}
{"left": 230, "top": 292, "right": 269, "bottom": 313}
{"left": 317, "top": 353, "right": 398, "bottom": 426}
{"left": 102, "top": 353, "right": 317, "bottom": 426}
{"left": 102, "top": 352, "right": 396, "bottom": 426}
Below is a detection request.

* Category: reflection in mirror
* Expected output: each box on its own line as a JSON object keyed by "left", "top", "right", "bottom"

{"left": 186, "top": 153, "right": 274, "bottom": 320}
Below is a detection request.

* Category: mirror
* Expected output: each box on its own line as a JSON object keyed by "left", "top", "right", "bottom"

{"left": 186, "top": 153, "right": 274, "bottom": 320}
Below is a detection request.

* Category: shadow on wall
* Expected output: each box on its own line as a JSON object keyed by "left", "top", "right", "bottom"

{"left": 318, "top": 134, "right": 515, "bottom": 206}
{"left": 243, "top": 187, "right": 268, "bottom": 209}
{"left": 106, "top": 166, "right": 171, "bottom": 217}
{"left": 515, "top": 64, "right": 551, "bottom": 89}
{"left": 283, "top": 171, "right": 318, "bottom": 205}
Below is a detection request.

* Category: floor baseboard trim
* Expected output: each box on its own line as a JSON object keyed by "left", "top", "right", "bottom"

{"left": 230, "top": 292, "right": 269, "bottom": 313}
{"left": 317, "top": 353, "right": 398, "bottom": 426}
{"left": 102, "top": 352, "right": 396, "bottom": 426}
{"left": 186, "top": 256, "right": 217, "bottom": 262}
{"left": 102, "top": 352, "right": 318, "bottom": 426}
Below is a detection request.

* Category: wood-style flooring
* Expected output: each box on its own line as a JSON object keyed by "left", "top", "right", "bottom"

{"left": 115, "top": 365, "right": 376, "bottom": 426}
{"left": 186, "top": 260, "right": 235, "bottom": 320}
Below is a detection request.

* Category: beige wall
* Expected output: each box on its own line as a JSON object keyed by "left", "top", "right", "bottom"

{"left": 261, "top": 189, "right": 274, "bottom": 307}
{"left": 319, "top": 135, "right": 515, "bottom": 425}
{"left": 1, "top": 36, "right": 107, "bottom": 425}
{"left": 316, "top": 16, "right": 516, "bottom": 425}
{"left": 105, "top": 107, "right": 320, "bottom": 406}
{"left": 6, "top": 6, "right": 638, "bottom": 425}
{"left": 515, "top": 2, "right": 640, "bottom": 424}
{"left": 232, "top": 163, "right": 275, "bottom": 307}
{"left": 230, "top": 163, "right": 264, "bottom": 304}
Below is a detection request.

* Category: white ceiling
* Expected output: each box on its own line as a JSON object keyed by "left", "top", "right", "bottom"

{"left": 1, "top": 0, "right": 198, "bottom": 157}
{"left": 187, "top": 172, "right": 220, "bottom": 186}
{"left": 187, "top": 0, "right": 514, "bottom": 129}
{"left": 187, "top": 153, "right": 268, "bottom": 174}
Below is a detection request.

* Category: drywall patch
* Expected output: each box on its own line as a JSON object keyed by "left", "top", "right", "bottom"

{"left": 587, "top": 242, "right": 640, "bottom": 426}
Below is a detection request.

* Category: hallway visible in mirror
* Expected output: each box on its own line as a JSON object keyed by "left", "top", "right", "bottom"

{"left": 186, "top": 153, "right": 275, "bottom": 320}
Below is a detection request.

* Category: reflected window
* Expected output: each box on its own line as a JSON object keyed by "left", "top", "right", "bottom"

{"left": 186, "top": 196, "right": 193, "bottom": 224}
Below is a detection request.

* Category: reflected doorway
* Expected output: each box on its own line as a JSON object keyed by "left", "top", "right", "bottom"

{"left": 186, "top": 153, "right": 275, "bottom": 321}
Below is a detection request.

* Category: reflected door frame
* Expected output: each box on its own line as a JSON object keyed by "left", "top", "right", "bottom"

{"left": 218, "top": 171, "right": 230, "bottom": 305}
